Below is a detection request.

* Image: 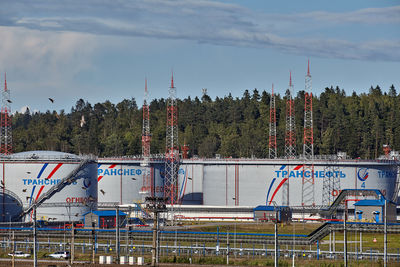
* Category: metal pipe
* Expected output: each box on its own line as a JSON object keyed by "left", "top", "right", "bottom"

{"left": 116, "top": 206, "right": 120, "bottom": 264}
{"left": 71, "top": 222, "right": 75, "bottom": 265}
{"left": 344, "top": 208, "right": 347, "bottom": 267}
{"left": 92, "top": 222, "right": 96, "bottom": 264}
{"left": 384, "top": 199, "right": 387, "bottom": 267}
{"left": 33, "top": 204, "right": 37, "bottom": 267}
{"left": 274, "top": 220, "right": 278, "bottom": 267}
{"left": 226, "top": 229, "right": 229, "bottom": 265}
{"left": 151, "top": 211, "right": 158, "bottom": 266}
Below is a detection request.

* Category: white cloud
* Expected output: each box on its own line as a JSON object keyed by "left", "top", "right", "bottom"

{"left": 0, "top": 0, "right": 399, "bottom": 63}
{"left": 0, "top": 26, "right": 100, "bottom": 113}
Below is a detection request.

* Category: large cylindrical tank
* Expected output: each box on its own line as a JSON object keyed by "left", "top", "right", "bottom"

{"left": 179, "top": 159, "right": 399, "bottom": 207}
{"left": 97, "top": 157, "right": 398, "bottom": 208}
{"left": 97, "top": 159, "right": 164, "bottom": 204}
{"left": 0, "top": 151, "right": 97, "bottom": 222}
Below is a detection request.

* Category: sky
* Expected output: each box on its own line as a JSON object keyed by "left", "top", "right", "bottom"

{"left": 0, "top": 0, "right": 399, "bottom": 113}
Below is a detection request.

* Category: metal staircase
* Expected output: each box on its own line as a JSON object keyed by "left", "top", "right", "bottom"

{"left": 320, "top": 189, "right": 383, "bottom": 216}
{"left": 16, "top": 155, "right": 96, "bottom": 220}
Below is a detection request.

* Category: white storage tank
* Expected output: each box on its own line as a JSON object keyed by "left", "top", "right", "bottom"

{"left": 0, "top": 151, "right": 97, "bottom": 222}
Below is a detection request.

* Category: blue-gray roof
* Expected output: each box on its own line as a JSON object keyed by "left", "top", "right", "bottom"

{"left": 354, "top": 199, "right": 384, "bottom": 206}
{"left": 254, "top": 205, "right": 275, "bottom": 211}
{"left": 83, "top": 210, "right": 127, "bottom": 216}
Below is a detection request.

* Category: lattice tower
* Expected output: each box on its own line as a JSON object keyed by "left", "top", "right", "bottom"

{"left": 269, "top": 84, "right": 277, "bottom": 159}
{"left": 140, "top": 79, "right": 152, "bottom": 198}
{"left": 302, "top": 60, "right": 315, "bottom": 206}
{"left": 322, "top": 155, "right": 341, "bottom": 207}
{"left": 164, "top": 73, "right": 180, "bottom": 205}
{"left": 282, "top": 72, "right": 296, "bottom": 206}
{"left": 0, "top": 73, "right": 12, "bottom": 155}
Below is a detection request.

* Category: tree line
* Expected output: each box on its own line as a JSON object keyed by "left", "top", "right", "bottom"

{"left": 11, "top": 84, "right": 399, "bottom": 159}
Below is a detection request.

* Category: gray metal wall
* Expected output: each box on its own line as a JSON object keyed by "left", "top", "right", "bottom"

{"left": 98, "top": 158, "right": 398, "bottom": 208}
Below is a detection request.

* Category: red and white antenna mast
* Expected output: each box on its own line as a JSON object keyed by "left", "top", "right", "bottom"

{"left": 269, "top": 84, "right": 277, "bottom": 159}
{"left": 1, "top": 73, "right": 12, "bottom": 154}
{"left": 302, "top": 60, "right": 315, "bottom": 206}
{"left": 140, "top": 78, "right": 152, "bottom": 198}
{"left": 164, "top": 72, "right": 180, "bottom": 205}
{"left": 282, "top": 72, "right": 296, "bottom": 206}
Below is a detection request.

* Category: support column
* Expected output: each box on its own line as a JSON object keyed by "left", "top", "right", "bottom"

{"left": 33, "top": 204, "right": 37, "bottom": 267}
{"left": 116, "top": 206, "right": 120, "bottom": 264}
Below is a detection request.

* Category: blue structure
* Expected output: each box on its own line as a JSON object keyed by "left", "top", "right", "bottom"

{"left": 83, "top": 210, "right": 127, "bottom": 228}
{"left": 353, "top": 195, "right": 397, "bottom": 223}
{"left": 253, "top": 205, "right": 292, "bottom": 222}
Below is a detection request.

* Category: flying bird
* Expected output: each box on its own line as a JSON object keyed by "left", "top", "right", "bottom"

{"left": 6, "top": 99, "right": 12, "bottom": 103}
{"left": 27, "top": 171, "right": 31, "bottom": 174}
{"left": 131, "top": 178, "right": 136, "bottom": 180}
{"left": 48, "top": 98, "right": 54, "bottom": 103}
{"left": 26, "top": 196, "right": 31, "bottom": 201}
{"left": 100, "top": 189, "right": 105, "bottom": 195}
{"left": 22, "top": 189, "right": 27, "bottom": 192}
{"left": 81, "top": 187, "right": 87, "bottom": 190}
{"left": 75, "top": 213, "right": 79, "bottom": 217}
{"left": 80, "top": 115, "right": 86, "bottom": 127}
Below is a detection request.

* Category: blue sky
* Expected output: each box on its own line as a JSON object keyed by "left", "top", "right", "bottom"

{"left": 0, "top": 0, "right": 399, "bottom": 113}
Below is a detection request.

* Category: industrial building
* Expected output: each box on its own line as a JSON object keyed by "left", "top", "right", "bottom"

{"left": 83, "top": 210, "right": 127, "bottom": 228}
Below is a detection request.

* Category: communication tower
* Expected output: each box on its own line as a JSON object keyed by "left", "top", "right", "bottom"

{"left": 282, "top": 72, "right": 296, "bottom": 206}
{"left": 164, "top": 73, "right": 180, "bottom": 205}
{"left": 0, "top": 73, "right": 12, "bottom": 154}
{"left": 140, "top": 79, "right": 152, "bottom": 198}
{"left": 302, "top": 60, "right": 315, "bottom": 206}
{"left": 268, "top": 84, "right": 277, "bottom": 159}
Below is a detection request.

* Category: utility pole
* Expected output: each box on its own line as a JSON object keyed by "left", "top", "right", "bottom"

{"left": 146, "top": 197, "right": 167, "bottom": 267}
{"left": 92, "top": 221, "right": 96, "bottom": 264}
{"left": 71, "top": 222, "right": 75, "bottom": 265}
{"left": 344, "top": 207, "right": 347, "bottom": 267}
{"left": 116, "top": 206, "right": 120, "bottom": 264}
{"left": 274, "top": 209, "right": 279, "bottom": 267}
{"left": 12, "top": 231, "right": 15, "bottom": 267}
{"left": 33, "top": 204, "right": 37, "bottom": 267}
{"left": 384, "top": 198, "right": 387, "bottom": 267}
{"left": 226, "top": 229, "right": 230, "bottom": 265}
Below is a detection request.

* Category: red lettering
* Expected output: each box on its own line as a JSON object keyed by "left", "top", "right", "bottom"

{"left": 66, "top": 197, "right": 71, "bottom": 203}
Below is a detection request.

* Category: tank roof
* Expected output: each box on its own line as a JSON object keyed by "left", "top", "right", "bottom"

{"left": 5, "top": 150, "right": 80, "bottom": 161}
